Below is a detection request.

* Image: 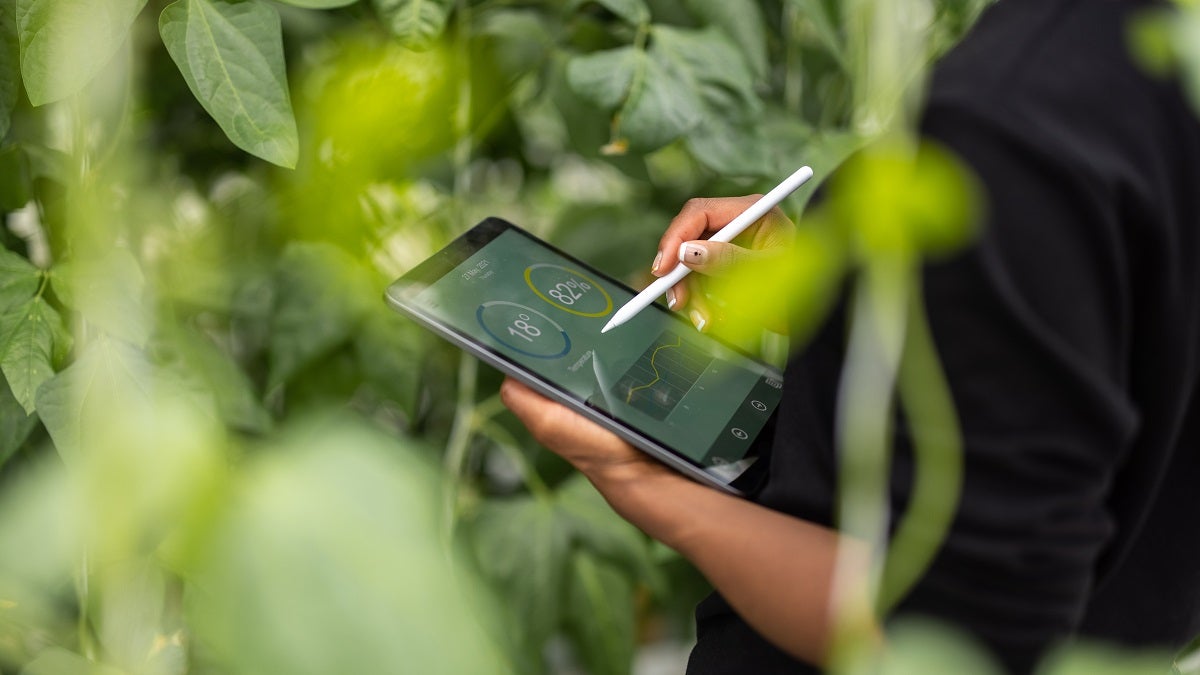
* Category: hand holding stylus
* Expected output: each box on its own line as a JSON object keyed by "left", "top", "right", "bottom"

{"left": 602, "top": 166, "right": 813, "bottom": 333}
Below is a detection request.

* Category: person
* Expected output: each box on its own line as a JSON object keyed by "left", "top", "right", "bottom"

{"left": 502, "top": 0, "right": 1200, "bottom": 672}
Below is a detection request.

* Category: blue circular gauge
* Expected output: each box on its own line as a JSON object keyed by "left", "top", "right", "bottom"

{"left": 476, "top": 301, "right": 572, "bottom": 359}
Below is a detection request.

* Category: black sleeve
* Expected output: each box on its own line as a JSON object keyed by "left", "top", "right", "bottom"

{"left": 891, "top": 100, "right": 1140, "bottom": 673}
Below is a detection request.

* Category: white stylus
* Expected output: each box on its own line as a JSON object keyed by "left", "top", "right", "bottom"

{"left": 600, "top": 165, "right": 815, "bottom": 334}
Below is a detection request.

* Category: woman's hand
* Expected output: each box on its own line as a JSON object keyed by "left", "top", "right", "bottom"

{"left": 653, "top": 196, "right": 796, "bottom": 335}
{"left": 499, "top": 378, "right": 672, "bottom": 488}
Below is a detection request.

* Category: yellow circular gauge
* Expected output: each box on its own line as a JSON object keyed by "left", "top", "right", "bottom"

{"left": 524, "top": 263, "right": 613, "bottom": 318}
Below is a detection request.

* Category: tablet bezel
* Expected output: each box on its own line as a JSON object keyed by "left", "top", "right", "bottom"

{"left": 384, "top": 217, "right": 780, "bottom": 496}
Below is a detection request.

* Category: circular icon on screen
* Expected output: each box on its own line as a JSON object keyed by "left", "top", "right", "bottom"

{"left": 476, "top": 301, "right": 571, "bottom": 359}
{"left": 751, "top": 400, "right": 768, "bottom": 412}
{"left": 731, "top": 428, "right": 749, "bottom": 440}
{"left": 524, "top": 264, "right": 613, "bottom": 318}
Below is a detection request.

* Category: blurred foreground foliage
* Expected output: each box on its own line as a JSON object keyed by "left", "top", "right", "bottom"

{"left": 0, "top": 0, "right": 1194, "bottom": 673}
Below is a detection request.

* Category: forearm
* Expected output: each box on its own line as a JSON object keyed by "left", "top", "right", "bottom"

{"left": 589, "top": 465, "right": 868, "bottom": 667}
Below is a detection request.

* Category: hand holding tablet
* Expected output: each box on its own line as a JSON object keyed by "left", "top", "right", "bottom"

{"left": 385, "top": 218, "right": 783, "bottom": 495}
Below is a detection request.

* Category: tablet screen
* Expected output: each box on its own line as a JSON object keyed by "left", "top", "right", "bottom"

{"left": 388, "top": 218, "right": 782, "bottom": 473}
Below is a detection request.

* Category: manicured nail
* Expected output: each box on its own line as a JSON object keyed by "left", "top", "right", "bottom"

{"left": 689, "top": 310, "right": 707, "bottom": 332}
{"left": 651, "top": 250, "right": 663, "bottom": 273}
{"left": 667, "top": 287, "right": 677, "bottom": 309}
{"left": 679, "top": 242, "right": 706, "bottom": 264}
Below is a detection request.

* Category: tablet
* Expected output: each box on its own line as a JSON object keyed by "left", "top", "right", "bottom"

{"left": 385, "top": 217, "right": 782, "bottom": 495}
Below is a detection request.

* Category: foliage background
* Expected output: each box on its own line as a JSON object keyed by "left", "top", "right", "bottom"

{"left": 1, "top": 0, "right": 1198, "bottom": 673}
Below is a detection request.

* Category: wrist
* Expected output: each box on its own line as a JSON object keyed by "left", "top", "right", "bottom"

{"left": 584, "top": 459, "right": 707, "bottom": 552}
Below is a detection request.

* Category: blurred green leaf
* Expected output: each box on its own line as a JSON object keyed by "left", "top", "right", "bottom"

{"left": 159, "top": 0, "right": 299, "bottom": 168}
{"left": 1128, "top": 9, "right": 1177, "bottom": 76}
{"left": 371, "top": 0, "right": 453, "bottom": 50}
{"left": 353, "top": 307, "right": 425, "bottom": 422}
{"left": 557, "top": 473, "right": 663, "bottom": 593}
{"left": 566, "top": 46, "right": 639, "bottom": 110}
{"left": 563, "top": 551, "right": 635, "bottom": 675}
{"left": 20, "top": 647, "right": 127, "bottom": 675}
{"left": 789, "top": 0, "right": 846, "bottom": 68}
{"left": 268, "top": 242, "right": 373, "bottom": 390}
{"left": 275, "top": 0, "right": 355, "bottom": 8}
{"left": 0, "top": 246, "right": 40, "bottom": 312}
{"left": 567, "top": 25, "right": 764, "bottom": 171}
{"left": 15, "top": 0, "right": 147, "bottom": 105}
{"left": 0, "top": 297, "right": 65, "bottom": 413}
{"left": 0, "top": 458, "right": 81, "bottom": 665}
{"left": 682, "top": 0, "right": 768, "bottom": 80}
{"left": 829, "top": 140, "right": 980, "bottom": 261}
{"left": 188, "top": 421, "right": 509, "bottom": 675}
{"left": 94, "top": 559, "right": 185, "bottom": 675}
{"left": 0, "top": 0, "right": 18, "bottom": 139}
{"left": 0, "top": 145, "right": 33, "bottom": 210}
{"left": 35, "top": 335, "right": 147, "bottom": 462}
{"left": 1036, "top": 642, "right": 1174, "bottom": 675}
{"left": 868, "top": 619, "right": 1002, "bottom": 675}
{"left": 472, "top": 493, "right": 571, "bottom": 649}
{"left": 0, "top": 375, "right": 35, "bottom": 465}
{"left": 568, "top": 0, "right": 649, "bottom": 26}
{"left": 52, "top": 249, "right": 147, "bottom": 346}
{"left": 158, "top": 324, "right": 272, "bottom": 434}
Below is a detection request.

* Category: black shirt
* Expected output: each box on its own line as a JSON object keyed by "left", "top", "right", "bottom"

{"left": 687, "top": 1, "right": 1200, "bottom": 673}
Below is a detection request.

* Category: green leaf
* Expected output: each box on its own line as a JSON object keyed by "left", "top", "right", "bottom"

{"left": 0, "top": 0, "right": 19, "bottom": 138}
{"left": 371, "top": 0, "right": 453, "bottom": 50}
{"left": 20, "top": 647, "right": 127, "bottom": 675}
{"left": 275, "top": 0, "right": 356, "bottom": 8}
{"left": 0, "top": 297, "right": 64, "bottom": 414}
{"left": 159, "top": 324, "right": 272, "bottom": 434}
{"left": 159, "top": 0, "right": 299, "bottom": 168}
{"left": 15, "top": 0, "right": 148, "bottom": 106}
{"left": 0, "top": 145, "right": 33, "bottom": 209}
{"left": 0, "top": 373, "right": 36, "bottom": 466}
{"left": 35, "top": 336, "right": 148, "bottom": 462}
{"left": 682, "top": 0, "right": 768, "bottom": 80}
{"left": 788, "top": 0, "right": 846, "bottom": 69}
{"left": 52, "top": 249, "right": 147, "bottom": 346}
{"left": 568, "top": 0, "right": 649, "bottom": 26}
{"left": 557, "top": 473, "right": 663, "bottom": 593}
{"left": 471, "top": 494, "right": 571, "bottom": 648}
{"left": 189, "top": 424, "right": 508, "bottom": 675}
{"left": 563, "top": 552, "right": 635, "bottom": 675}
{"left": 565, "top": 46, "right": 639, "bottom": 110}
{"left": 353, "top": 308, "right": 425, "bottom": 422}
{"left": 268, "top": 242, "right": 373, "bottom": 390}
{"left": 566, "top": 25, "right": 763, "bottom": 162}
{"left": 0, "top": 246, "right": 40, "bottom": 312}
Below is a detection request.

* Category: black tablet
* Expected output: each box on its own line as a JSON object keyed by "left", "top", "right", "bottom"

{"left": 385, "top": 217, "right": 782, "bottom": 495}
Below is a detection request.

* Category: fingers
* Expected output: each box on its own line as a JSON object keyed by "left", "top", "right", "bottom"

{"left": 654, "top": 195, "right": 763, "bottom": 276}
{"left": 499, "top": 378, "right": 565, "bottom": 446}
{"left": 499, "top": 378, "right": 627, "bottom": 455}
{"left": 677, "top": 240, "right": 764, "bottom": 277}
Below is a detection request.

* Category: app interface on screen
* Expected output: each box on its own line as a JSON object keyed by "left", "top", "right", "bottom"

{"left": 415, "top": 229, "right": 782, "bottom": 467}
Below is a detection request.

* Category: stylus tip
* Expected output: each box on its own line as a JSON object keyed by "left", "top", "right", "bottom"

{"left": 600, "top": 319, "right": 616, "bottom": 334}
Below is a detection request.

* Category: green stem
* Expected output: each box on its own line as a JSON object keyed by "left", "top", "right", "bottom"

{"left": 442, "top": 353, "right": 479, "bottom": 532}
{"left": 76, "top": 550, "right": 95, "bottom": 660}
{"left": 829, "top": 254, "right": 910, "bottom": 669}
{"left": 783, "top": 1, "right": 803, "bottom": 115}
{"left": 442, "top": 0, "right": 478, "bottom": 535}
{"left": 877, "top": 272, "right": 963, "bottom": 613}
{"left": 475, "top": 419, "right": 551, "bottom": 500}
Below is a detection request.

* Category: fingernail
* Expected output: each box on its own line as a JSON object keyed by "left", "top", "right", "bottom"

{"left": 689, "top": 310, "right": 707, "bottom": 332}
{"left": 667, "top": 287, "right": 677, "bottom": 309}
{"left": 651, "top": 250, "right": 663, "bottom": 274}
{"left": 679, "top": 242, "right": 706, "bottom": 264}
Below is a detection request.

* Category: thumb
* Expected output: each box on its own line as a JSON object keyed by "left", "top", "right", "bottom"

{"left": 677, "top": 240, "right": 763, "bottom": 276}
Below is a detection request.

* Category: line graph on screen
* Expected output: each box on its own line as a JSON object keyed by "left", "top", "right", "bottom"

{"left": 613, "top": 330, "right": 713, "bottom": 420}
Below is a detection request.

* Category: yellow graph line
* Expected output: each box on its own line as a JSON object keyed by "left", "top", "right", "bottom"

{"left": 625, "top": 335, "right": 683, "bottom": 403}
